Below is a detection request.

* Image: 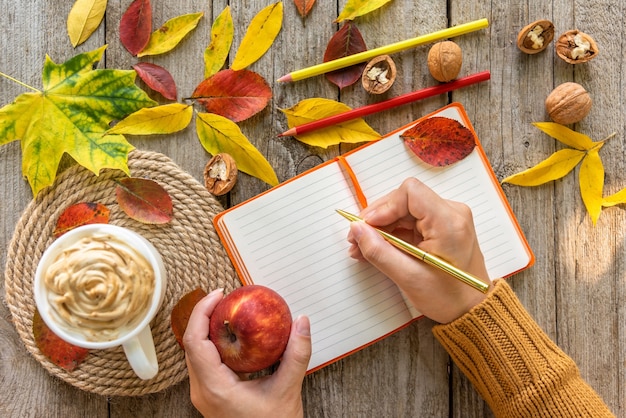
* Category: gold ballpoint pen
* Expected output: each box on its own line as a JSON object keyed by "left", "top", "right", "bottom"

{"left": 336, "top": 209, "right": 490, "bottom": 293}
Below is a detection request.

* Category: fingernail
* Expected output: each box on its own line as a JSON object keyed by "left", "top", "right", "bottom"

{"left": 349, "top": 221, "right": 364, "bottom": 241}
{"left": 295, "top": 315, "right": 311, "bottom": 337}
{"left": 361, "top": 208, "right": 376, "bottom": 222}
{"left": 208, "top": 288, "right": 224, "bottom": 298}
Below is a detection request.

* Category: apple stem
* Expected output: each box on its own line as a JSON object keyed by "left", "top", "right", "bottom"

{"left": 224, "top": 320, "right": 237, "bottom": 343}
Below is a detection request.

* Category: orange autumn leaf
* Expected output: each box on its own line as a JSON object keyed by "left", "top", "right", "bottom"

{"left": 293, "top": 0, "right": 316, "bottom": 17}
{"left": 33, "top": 309, "right": 89, "bottom": 372}
{"left": 171, "top": 288, "right": 208, "bottom": 350}
{"left": 191, "top": 69, "right": 272, "bottom": 122}
{"left": 401, "top": 117, "right": 476, "bottom": 166}
{"left": 115, "top": 177, "right": 173, "bottom": 224}
{"left": 53, "top": 202, "right": 110, "bottom": 237}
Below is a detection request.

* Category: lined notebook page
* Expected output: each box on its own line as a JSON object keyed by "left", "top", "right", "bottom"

{"left": 215, "top": 104, "right": 532, "bottom": 371}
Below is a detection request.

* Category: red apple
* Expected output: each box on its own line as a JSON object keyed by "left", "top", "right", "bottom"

{"left": 209, "top": 285, "right": 292, "bottom": 373}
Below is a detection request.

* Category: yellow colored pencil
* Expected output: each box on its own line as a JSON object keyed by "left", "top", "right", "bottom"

{"left": 278, "top": 18, "right": 489, "bottom": 83}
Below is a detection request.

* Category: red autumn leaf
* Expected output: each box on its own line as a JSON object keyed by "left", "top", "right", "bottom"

{"left": 120, "top": 0, "right": 153, "bottom": 56}
{"left": 293, "top": 0, "right": 316, "bottom": 17}
{"left": 323, "top": 21, "right": 367, "bottom": 89}
{"left": 171, "top": 288, "right": 208, "bottom": 350}
{"left": 191, "top": 69, "right": 272, "bottom": 123}
{"left": 115, "top": 177, "right": 174, "bottom": 224}
{"left": 132, "top": 62, "right": 178, "bottom": 101}
{"left": 33, "top": 310, "right": 89, "bottom": 372}
{"left": 401, "top": 117, "right": 476, "bottom": 167}
{"left": 53, "top": 202, "right": 110, "bottom": 238}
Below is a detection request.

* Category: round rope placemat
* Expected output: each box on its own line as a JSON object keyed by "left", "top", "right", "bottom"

{"left": 4, "top": 149, "right": 239, "bottom": 396}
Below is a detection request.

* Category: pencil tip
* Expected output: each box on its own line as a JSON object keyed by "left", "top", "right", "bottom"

{"left": 279, "top": 128, "right": 296, "bottom": 137}
{"left": 277, "top": 74, "right": 292, "bottom": 83}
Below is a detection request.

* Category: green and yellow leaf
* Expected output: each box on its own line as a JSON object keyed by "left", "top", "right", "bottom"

{"left": 336, "top": 0, "right": 392, "bottom": 22}
{"left": 231, "top": 2, "right": 283, "bottom": 71}
{"left": 67, "top": 0, "right": 108, "bottom": 47}
{"left": 533, "top": 122, "right": 595, "bottom": 150}
{"left": 107, "top": 103, "right": 193, "bottom": 135}
{"left": 138, "top": 12, "right": 204, "bottom": 57}
{"left": 204, "top": 6, "right": 234, "bottom": 79}
{"left": 0, "top": 46, "right": 156, "bottom": 196}
{"left": 280, "top": 98, "right": 380, "bottom": 148}
{"left": 196, "top": 113, "right": 279, "bottom": 186}
{"left": 579, "top": 148, "right": 604, "bottom": 225}
{"left": 501, "top": 148, "right": 586, "bottom": 186}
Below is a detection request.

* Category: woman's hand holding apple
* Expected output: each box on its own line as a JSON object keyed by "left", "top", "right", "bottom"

{"left": 183, "top": 289, "right": 312, "bottom": 418}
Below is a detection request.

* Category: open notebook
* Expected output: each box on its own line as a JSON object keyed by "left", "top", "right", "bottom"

{"left": 214, "top": 103, "right": 534, "bottom": 373}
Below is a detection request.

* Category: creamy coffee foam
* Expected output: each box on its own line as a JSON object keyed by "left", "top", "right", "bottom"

{"left": 43, "top": 233, "right": 155, "bottom": 342}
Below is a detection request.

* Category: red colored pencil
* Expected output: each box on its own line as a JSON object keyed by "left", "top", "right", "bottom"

{"left": 278, "top": 70, "right": 490, "bottom": 137}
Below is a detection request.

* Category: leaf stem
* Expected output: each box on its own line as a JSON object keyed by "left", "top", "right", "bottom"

{"left": 0, "top": 71, "right": 40, "bottom": 92}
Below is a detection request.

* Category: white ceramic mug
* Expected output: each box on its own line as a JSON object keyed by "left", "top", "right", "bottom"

{"left": 34, "top": 224, "right": 167, "bottom": 380}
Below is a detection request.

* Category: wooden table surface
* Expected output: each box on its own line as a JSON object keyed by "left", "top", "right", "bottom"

{"left": 1, "top": 1, "right": 624, "bottom": 417}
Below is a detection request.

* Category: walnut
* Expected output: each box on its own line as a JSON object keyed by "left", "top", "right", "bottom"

{"left": 545, "top": 82, "right": 592, "bottom": 124}
{"left": 362, "top": 55, "right": 396, "bottom": 94}
{"left": 204, "top": 153, "right": 237, "bottom": 195}
{"left": 427, "top": 41, "right": 462, "bottom": 82}
{"left": 517, "top": 20, "right": 554, "bottom": 54}
{"left": 555, "top": 30, "right": 598, "bottom": 64}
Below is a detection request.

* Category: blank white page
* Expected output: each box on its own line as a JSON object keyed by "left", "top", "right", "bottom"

{"left": 215, "top": 104, "right": 532, "bottom": 372}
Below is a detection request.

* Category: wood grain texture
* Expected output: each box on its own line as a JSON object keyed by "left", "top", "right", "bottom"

{"left": 1, "top": 0, "right": 624, "bottom": 416}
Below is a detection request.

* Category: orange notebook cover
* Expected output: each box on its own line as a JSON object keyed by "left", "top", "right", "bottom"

{"left": 214, "top": 103, "right": 534, "bottom": 373}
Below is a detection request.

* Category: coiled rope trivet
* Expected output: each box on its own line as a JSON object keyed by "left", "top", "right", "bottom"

{"left": 4, "top": 149, "right": 239, "bottom": 396}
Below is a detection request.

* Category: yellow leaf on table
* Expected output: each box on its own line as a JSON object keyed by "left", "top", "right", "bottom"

{"left": 196, "top": 113, "right": 279, "bottom": 186}
{"left": 501, "top": 148, "right": 586, "bottom": 186}
{"left": 336, "top": 0, "right": 392, "bottom": 22}
{"left": 138, "top": 12, "right": 204, "bottom": 57}
{"left": 107, "top": 103, "right": 193, "bottom": 135}
{"left": 231, "top": 2, "right": 283, "bottom": 70}
{"left": 204, "top": 7, "right": 234, "bottom": 79}
{"left": 532, "top": 122, "right": 595, "bottom": 150}
{"left": 579, "top": 148, "right": 604, "bottom": 225}
{"left": 603, "top": 187, "right": 626, "bottom": 207}
{"left": 280, "top": 98, "right": 380, "bottom": 148}
{"left": 67, "top": 0, "right": 108, "bottom": 47}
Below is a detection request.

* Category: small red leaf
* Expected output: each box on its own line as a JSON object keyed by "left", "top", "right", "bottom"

{"left": 133, "top": 62, "right": 178, "bottom": 100}
{"left": 53, "top": 202, "right": 110, "bottom": 237}
{"left": 33, "top": 310, "right": 89, "bottom": 372}
{"left": 401, "top": 117, "right": 476, "bottom": 167}
{"left": 171, "top": 288, "right": 208, "bottom": 350}
{"left": 294, "top": 0, "right": 316, "bottom": 17}
{"left": 120, "top": 0, "right": 153, "bottom": 56}
{"left": 323, "top": 22, "right": 368, "bottom": 89}
{"left": 115, "top": 177, "right": 174, "bottom": 224}
{"left": 191, "top": 69, "right": 272, "bottom": 122}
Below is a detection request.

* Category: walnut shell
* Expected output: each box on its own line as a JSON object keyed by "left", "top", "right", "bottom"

{"left": 545, "top": 82, "right": 592, "bottom": 124}
{"left": 517, "top": 20, "right": 554, "bottom": 54}
{"left": 204, "top": 153, "right": 237, "bottom": 196}
{"left": 427, "top": 41, "right": 462, "bottom": 82}
{"left": 362, "top": 55, "right": 396, "bottom": 94}
{"left": 555, "top": 30, "right": 598, "bottom": 64}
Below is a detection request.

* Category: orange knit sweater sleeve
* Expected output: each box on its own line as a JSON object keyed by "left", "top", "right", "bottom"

{"left": 432, "top": 280, "right": 614, "bottom": 417}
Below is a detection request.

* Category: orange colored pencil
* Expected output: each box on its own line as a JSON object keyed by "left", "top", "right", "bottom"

{"left": 278, "top": 71, "right": 490, "bottom": 137}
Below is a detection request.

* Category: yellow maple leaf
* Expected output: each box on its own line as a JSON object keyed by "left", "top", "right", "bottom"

{"left": 67, "top": 0, "right": 108, "bottom": 47}
{"left": 280, "top": 98, "right": 380, "bottom": 148}
{"left": 231, "top": 2, "right": 283, "bottom": 71}
{"left": 107, "top": 103, "right": 193, "bottom": 135}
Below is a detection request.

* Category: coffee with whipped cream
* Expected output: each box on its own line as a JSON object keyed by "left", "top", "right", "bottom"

{"left": 42, "top": 232, "right": 155, "bottom": 342}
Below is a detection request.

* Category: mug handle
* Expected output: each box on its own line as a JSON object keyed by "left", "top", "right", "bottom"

{"left": 122, "top": 325, "right": 159, "bottom": 380}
